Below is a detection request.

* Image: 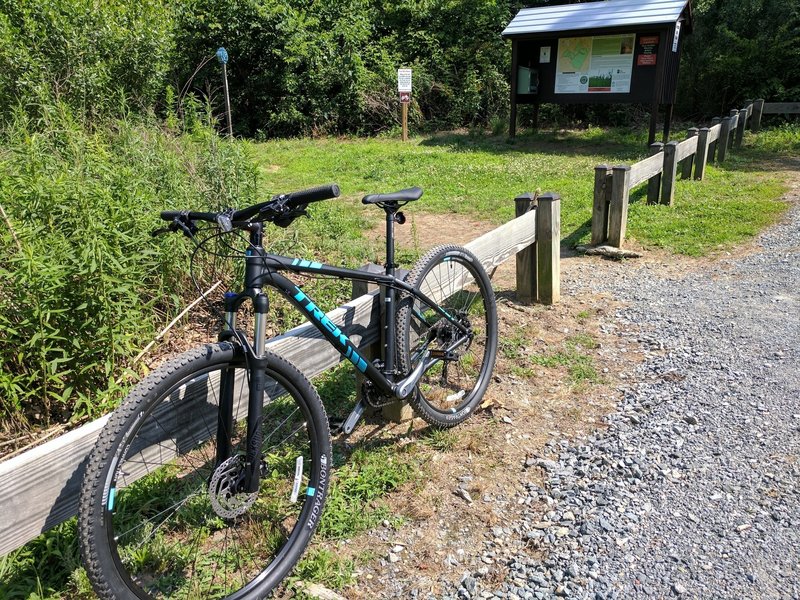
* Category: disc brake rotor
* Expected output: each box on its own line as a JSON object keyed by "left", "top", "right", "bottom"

{"left": 209, "top": 455, "right": 258, "bottom": 519}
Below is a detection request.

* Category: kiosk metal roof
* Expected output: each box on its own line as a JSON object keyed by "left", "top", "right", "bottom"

{"left": 503, "top": 0, "right": 691, "bottom": 38}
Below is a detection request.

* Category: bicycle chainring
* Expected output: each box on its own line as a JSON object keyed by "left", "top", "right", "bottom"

{"left": 209, "top": 455, "right": 258, "bottom": 519}
{"left": 361, "top": 379, "right": 397, "bottom": 408}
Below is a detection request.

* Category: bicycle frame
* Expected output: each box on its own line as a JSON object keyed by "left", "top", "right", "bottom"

{"left": 215, "top": 219, "right": 469, "bottom": 492}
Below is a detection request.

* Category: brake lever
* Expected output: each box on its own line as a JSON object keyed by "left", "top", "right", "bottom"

{"left": 216, "top": 209, "right": 234, "bottom": 233}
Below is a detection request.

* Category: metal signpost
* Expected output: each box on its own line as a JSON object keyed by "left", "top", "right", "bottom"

{"left": 216, "top": 47, "right": 233, "bottom": 138}
{"left": 398, "top": 68, "right": 412, "bottom": 141}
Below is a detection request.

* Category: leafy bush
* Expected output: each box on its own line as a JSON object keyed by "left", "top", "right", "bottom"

{"left": 173, "top": 0, "right": 518, "bottom": 136}
{"left": 0, "top": 0, "right": 175, "bottom": 123}
{"left": 0, "top": 104, "right": 258, "bottom": 429}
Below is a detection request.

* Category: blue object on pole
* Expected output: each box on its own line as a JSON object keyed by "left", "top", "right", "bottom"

{"left": 216, "top": 47, "right": 228, "bottom": 64}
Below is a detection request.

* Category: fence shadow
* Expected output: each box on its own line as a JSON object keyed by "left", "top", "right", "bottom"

{"left": 419, "top": 129, "right": 647, "bottom": 160}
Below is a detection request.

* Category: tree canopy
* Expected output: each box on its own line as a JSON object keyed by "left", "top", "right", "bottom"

{"left": 0, "top": 0, "right": 797, "bottom": 135}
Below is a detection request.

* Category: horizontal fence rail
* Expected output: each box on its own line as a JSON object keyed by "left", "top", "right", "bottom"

{"left": 590, "top": 97, "right": 792, "bottom": 249}
{"left": 751, "top": 99, "right": 799, "bottom": 132}
{"left": 0, "top": 194, "right": 562, "bottom": 556}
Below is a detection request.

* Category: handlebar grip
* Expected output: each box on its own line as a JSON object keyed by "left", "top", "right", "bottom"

{"left": 160, "top": 210, "right": 182, "bottom": 221}
{"left": 285, "top": 184, "right": 340, "bottom": 208}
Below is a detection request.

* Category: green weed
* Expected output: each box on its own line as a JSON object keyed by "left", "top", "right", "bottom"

{"left": 421, "top": 427, "right": 458, "bottom": 451}
{"left": 317, "top": 445, "right": 416, "bottom": 540}
{"left": 292, "top": 549, "right": 355, "bottom": 591}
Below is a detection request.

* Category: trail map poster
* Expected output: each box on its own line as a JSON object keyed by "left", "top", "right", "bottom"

{"left": 555, "top": 34, "right": 635, "bottom": 94}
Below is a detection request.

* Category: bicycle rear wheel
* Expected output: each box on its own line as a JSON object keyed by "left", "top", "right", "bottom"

{"left": 396, "top": 244, "right": 498, "bottom": 427}
{"left": 79, "top": 342, "right": 331, "bottom": 600}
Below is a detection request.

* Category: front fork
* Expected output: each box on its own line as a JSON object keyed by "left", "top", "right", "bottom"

{"left": 215, "top": 290, "right": 269, "bottom": 494}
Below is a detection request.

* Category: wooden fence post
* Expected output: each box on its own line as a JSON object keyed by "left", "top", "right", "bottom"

{"left": 728, "top": 110, "right": 739, "bottom": 151}
{"left": 646, "top": 142, "right": 664, "bottom": 204}
{"left": 660, "top": 141, "right": 679, "bottom": 205}
{"left": 515, "top": 192, "right": 538, "bottom": 304}
{"left": 608, "top": 166, "right": 631, "bottom": 248}
{"left": 534, "top": 192, "right": 560, "bottom": 304}
{"left": 735, "top": 107, "right": 748, "bottom": 148}
{"left": 708, "top": 117, "right": 721, "bottom": 163}
{"left": 694, "top": 127, "right": 710, "bottom": 180}
{"left": 718, "top": 117, "right": 732, "bottom": 163}
{"left": 681, "top": 127, "right": 698, "bottom": 179}
{"left": 591, "top": 166, "right": 611, "bottom": 244}
{"left": 752, "top": 99, "right": 765, "bottom": 132}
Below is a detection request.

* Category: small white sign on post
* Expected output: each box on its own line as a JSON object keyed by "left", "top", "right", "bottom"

{"left": 397, "top": 68, "right": 412, "bottom": 92}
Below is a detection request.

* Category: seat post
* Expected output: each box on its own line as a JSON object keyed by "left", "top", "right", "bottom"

{"left": 384, "top": 203, "right": 398, "bottom": 277}
{"left": 383, "top": 203, "right": 399, "bottom": 377}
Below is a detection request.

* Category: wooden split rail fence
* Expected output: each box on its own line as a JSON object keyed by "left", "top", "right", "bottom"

{"left": 592, "top": 98, "right": 796, "bottom": 248}
{"left": 0, "top": 193, "right": 561, "bottom": 557}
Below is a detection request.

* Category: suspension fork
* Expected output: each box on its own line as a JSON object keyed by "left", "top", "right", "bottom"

{"left": 215, "top": 292, "right": 239, "bottom": 467}
{"left": 243, "top": 292, "right": 269, "bottom": 493}
{"left": 216, "top": 222, "right": 269, "bottom": 493}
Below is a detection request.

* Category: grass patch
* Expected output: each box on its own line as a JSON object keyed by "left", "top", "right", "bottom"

{"left": 626, "top": 160, "right": 788, "bottom": 255}
{"left": 530, "top": 333, "right": 600, "bottom": 386}
{"left": 747, "top": 123, "right": 800, "bottom": 155}
{"left": 421, "top": 427, "right": 458, "bottom": 452}
{"left": 251, "top": 129, "right": 648, "bottom": 236}
{"left": 317, "top": 444, "right": 418, "bottom": 540}
{"left": 292, "top": 549, "right": 356, "bottom": 592}
{"left": 251, "top": 127, "right": 791, "bottom": 256}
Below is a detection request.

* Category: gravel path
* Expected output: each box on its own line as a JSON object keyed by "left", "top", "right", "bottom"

{"left": 448, "top": 201, "right": 800, "bottom": 600}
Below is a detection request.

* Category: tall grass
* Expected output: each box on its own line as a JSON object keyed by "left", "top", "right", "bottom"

{"left": 0, "top": 103, "right": 258, "bottom": 432}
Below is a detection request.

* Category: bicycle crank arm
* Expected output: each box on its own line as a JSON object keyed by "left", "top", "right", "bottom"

{"left": 394, "top": 351, "right": 433, "bottom": 399}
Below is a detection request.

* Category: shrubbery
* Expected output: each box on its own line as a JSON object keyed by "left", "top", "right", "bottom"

{"left": 0, "top": 104, "right": 258, "bottom": 429}
{"left": 0, "top": 1, "right": 175, "bottom": 122}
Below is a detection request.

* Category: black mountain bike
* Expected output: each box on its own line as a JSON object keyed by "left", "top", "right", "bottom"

{"left": 79, "top": 184, "right": 498, "bottom": 599}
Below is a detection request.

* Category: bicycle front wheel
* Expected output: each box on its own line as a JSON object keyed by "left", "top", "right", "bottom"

{"left": 79, "top": 342, "right": 331, "bottom": 599}
{"left": 396, "top": 244, "right": 498, "bottom": 427}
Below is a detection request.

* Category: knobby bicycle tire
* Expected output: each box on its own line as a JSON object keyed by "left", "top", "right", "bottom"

{"left": 396, "top": 244, "right": 498, "bottom": 427}
{"left": 79, "top": 342, "right": 331, "bottom": 599}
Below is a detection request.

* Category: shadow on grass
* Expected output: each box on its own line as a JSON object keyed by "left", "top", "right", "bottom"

{"left": 419, "top": 128, "right": 648, "bottom": 160}
{"left": 563, "top": 218, "right": 593, "bottom": 248}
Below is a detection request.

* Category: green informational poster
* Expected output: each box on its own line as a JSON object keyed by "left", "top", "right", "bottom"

{"left": 518, "top": 67, "right": 531, "bottom": 94}
{"left": 555, "top": 34, "right": 635, "bottom": 94}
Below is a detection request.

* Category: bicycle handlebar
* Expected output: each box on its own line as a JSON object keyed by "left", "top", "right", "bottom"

{"left": 159, "top": 183, "right": 340, "bottom": 226}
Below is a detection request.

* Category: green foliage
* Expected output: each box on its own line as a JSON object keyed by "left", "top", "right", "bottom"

{"left": 0, "top": 105, "right": 258, "bottom": 428}
{"left": 748, "top": 123, "right": 800, "bottom": 155}
{"left": 316, "top": 445, "right": 415, "bottom": 539}
{"left": 678, "top": 0, "right": 800, "bottom": 117}
{"left": 0, "top": 519, "right": 94, "bottom": 600}
{"left": 0, "top": 0, "right": 175, "bottom": 123}
{"left": 173, "top": 0, "right": 519, "bottom": 136}
{"left": 292, "top": 549, "right": 355, "bottom": 591}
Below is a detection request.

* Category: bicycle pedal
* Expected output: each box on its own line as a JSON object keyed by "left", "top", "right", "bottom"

{"left": 342, "top": 399, "right": 368, "bottom": 435}
{"left": 429, "top": 349, "right": 458, "bottom": 361}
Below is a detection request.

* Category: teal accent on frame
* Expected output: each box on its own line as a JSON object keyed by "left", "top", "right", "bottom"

{"left": 292, "top": 258, "right": 323, "bottom": 269}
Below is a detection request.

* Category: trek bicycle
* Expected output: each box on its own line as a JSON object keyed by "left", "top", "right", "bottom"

{"left": 78, "top": 184, "right": 498, "bottom": 599}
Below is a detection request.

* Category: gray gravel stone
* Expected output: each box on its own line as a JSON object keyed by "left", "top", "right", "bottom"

{"left": 473, "top": 198, "right": 800, "bottom": 600}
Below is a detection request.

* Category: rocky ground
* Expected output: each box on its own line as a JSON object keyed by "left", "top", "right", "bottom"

{"left": 332, "top": 173, "right": 800, "bottom": 599}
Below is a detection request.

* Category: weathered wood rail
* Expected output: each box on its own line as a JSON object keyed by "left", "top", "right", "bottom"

{"left": 0, "top": 193, "right": 561, "bottom": 557}
{"left": 751, "top": 100, "right": 800, "bottom": 132}
{"left": 591, "top": 97, "right": 782, "bottom": 248}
